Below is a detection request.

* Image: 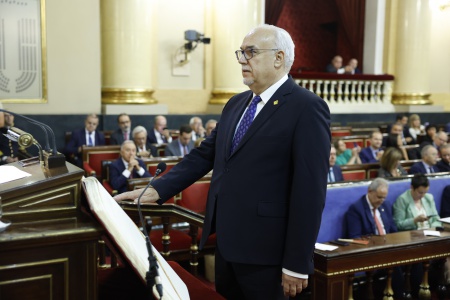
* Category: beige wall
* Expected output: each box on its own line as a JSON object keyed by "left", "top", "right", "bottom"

{"left": 3, "top": 0, "right": 102, "bottom": 114}
{"left": 2, "top": 0, "right": 450, "bottom": 114}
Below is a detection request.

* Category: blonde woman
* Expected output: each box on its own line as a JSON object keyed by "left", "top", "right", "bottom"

{"left": 409, "top": 114, "right": 425, "bottom": 142}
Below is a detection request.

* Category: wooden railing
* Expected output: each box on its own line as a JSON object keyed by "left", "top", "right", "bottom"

{"left": 291, "top": 72, "right": 395, "bottom": 109}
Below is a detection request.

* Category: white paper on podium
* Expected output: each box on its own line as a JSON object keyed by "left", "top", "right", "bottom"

{"left": 82, "top": 176, "right": 190, "bottom": 300}
{"left": 0, "top": 165, "right": 32, "bottom": 184}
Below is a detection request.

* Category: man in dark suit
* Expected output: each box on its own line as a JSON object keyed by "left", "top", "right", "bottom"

{"left": 409, "top": 145, "right": 439, "bottom": 174}
{"left": 386, "top": 114, "right": 413, "bottom": 144}
{"left": 64, "top": 114, "right": 105, "bottom": 167}
{"left": 164, "top": 124, "right": 194, "bottom": 157}
{"left": 329, "top": 145, "right": 344, "bottom": 182}
{"left": 0, "top": 112, "right": 20, "bottom": 165}
{"left": 147, "top": 115, "right": 172, "bottom": 144}
{"left": 110, "top": 113, "right": 132, "bottom": 145}
{"left": 345, "top": 178, "right": 397, "bottom": 238}
{"left": 132, "top": 125, "right": 158, "bottom": 158}
{"left": 437, "top": 144, "right": 450, "bottom": 172}
{"left": 115, "top": 25, "right": 330, "bottom": 299}
{"left": 360, "top": 131, "right": 384, "bottom": 164}
{"left": 109, "top": 140, "right": 151, "bottom": 194}
{"left": 420, "top": 131, "right": 448, "bottom": 154}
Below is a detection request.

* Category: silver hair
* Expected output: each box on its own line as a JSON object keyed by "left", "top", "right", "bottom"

{"left": 421, "top": 144, "right": 435, "bottom": 158}
{"left": 368, "top": 177, "right": 389, "bottom": 192}
{"left": 120, "top": 140, "right": 135, "bottom": 150}
{"left": 253, "top": 24, "right": 295, "bottom": 72}
{"left": 132, "top": 125, "right": 147, "bottom": 138}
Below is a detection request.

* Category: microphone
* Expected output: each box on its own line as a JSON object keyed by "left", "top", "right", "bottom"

{"left": 0, "top": 109, "right": 66, "bottom": 169}
{"left": 136, "top": 162, "right": 167, "bottom": 300}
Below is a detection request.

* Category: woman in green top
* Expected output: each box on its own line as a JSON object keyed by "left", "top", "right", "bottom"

{"left": 393, "top": 174, "right": 441, "bottom": 231}
{"left": 333, "top": 138, "right": 362, "bottom": 166}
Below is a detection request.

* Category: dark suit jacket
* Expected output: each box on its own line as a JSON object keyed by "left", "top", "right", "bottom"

{"left": 436, "top": 160, "right": 450, "bottom": 173}
{"left": 110, "top": 128, "right": 129, "bottom": 145}
{"left": 441, "top": 185, "right": 450, "bottom": 218}
{"left": 330, "top": 165, "right": 344, "bottom": 182}
{"left": 152, "top": 77, "right": 330, "bottom": 274}
{"left": 64, "top": 128, "right": 105, "bottom": 166}
{"left": 135, "top": 142, "right": 158, "bottom": 157}
{"left": 109, "top": 158, "right": 151, "bottom": 194}
{"left": 147, "top": 129, "right": 168, "bottom": 144}
{"left": 409, "top": 162, "right": 438, "bottom": 174}
{"left": 345, "top": 195, "right": 397, "bottom": 238}
{"left": 0, "top": 128, "right": 19, "bottom": 164}
{"left": 164, "top": 140, "right": 194, "bottom": 157}
{"left": 360, "top": 147, "right": 378, "bottom": 164}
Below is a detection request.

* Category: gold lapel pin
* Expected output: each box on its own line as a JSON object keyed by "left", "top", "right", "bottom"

{"left": 273, "top": 100, "right": 279, "bottom": 105}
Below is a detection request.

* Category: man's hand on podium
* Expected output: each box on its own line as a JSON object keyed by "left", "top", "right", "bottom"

{"left": 114, "top": 187, "right": 160, "bottom": 204}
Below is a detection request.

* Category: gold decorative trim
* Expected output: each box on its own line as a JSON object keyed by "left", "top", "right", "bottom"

{"left": 315, "top": 252, "right": 450, "bottom": 276}
{"left": 0, "top": 274, "right": 52, "bottom": 286}
{"left": 102, "top": 88, "right": 157, "bottom": 104}
{"left": 209, "top": 90, "right": 241, "bottom": 105}
{"left": 392, "top": 93, "right": 432, "bottom": 105}
{"left": 190, "top": 245, "right": 198, "bottom": 251}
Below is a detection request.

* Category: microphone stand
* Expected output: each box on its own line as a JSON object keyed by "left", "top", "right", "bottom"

{"left": 136, "top": 163, "right": 166, "bottom": 300}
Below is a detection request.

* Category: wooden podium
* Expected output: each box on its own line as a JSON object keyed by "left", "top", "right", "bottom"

{"left": 0, "top": 161, "right": 103, "bottom": 299}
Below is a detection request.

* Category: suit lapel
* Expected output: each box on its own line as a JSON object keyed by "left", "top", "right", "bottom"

{"left": 363, "top": 199, "right": 376, "bottom": 230}
{"left": 228, "top": 79, "right": 293, "bottom": 158}
{"left": 225, "top": 92, "right": 253, "bottom": 157}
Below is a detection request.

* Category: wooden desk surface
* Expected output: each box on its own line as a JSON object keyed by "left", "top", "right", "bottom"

{"left": 314, "top": 230, "right": 450, "bottom": 275}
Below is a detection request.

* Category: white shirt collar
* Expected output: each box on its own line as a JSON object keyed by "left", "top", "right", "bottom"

{"left": 255, "top": 74, "right": 288, "bottom": 104}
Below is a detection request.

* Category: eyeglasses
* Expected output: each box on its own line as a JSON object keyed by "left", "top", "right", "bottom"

{"left": 235, "top": 48, "right": 278, "bottom": 61}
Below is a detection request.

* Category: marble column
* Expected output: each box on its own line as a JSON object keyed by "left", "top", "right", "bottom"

{"left": 392, "top": 0, "right": 432, "bottom": 105}
{"left": 101, "top": 0, "right": 156, "bottom": 104}
{"left": 209, "top": 0, "right": 263, "bottom": 105}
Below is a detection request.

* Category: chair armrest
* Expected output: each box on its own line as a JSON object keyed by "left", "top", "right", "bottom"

{"left": 83, "top": 162, "right": 96, "bottom": 177}
{"left": 102, "top": 181, "right": 117, "bottom": 196}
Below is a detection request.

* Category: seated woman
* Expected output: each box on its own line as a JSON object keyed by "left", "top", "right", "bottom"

{"left": 385, "top": 133, "right": 409, "bottom": 160}
{"left": 378, "top": 147, "right": 408, "bottom": 178}
{"left": 408, "top": 114, "right": 425, "bottom": 143}
{"left": 393, "top": 174, "right": 442, "bottom": 231}
{"left": 333, "top": 138, "right": 361, "bottom": 166}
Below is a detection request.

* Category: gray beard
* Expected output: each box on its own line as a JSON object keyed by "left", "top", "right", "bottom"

{"left": 243, "top": 78, "right": 254, "bottom": 86}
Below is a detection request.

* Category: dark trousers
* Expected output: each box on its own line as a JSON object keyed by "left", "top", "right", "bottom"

{"left": 215, "top": 246, "right": 287, "bottom": 300}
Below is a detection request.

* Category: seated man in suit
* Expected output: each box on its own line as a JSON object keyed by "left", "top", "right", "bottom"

{"left": 147, "top": 115, "right": 172, "bottom": 144}
{"left": 109, "top": 140, "right": 152, "bottom": 194}
{"left": 383, "top": 123, "right": 409, "bottom": 147}
{"left": 164, "top": 124, "right": 194, "bottom": 157}
{"left": 360, "top": 131, "right": 384, "bottom": 164}
{"left": 437, "top": 144, "right": 450, "bottom": 172}
{"left": 409, "top": 145, "right": 439, "bottom": 174}
{"left": 345, "top": 178, "right": 397, "bottom": 238}
{"left": 189, "top": 116, "right": 206, "bottom": 142}
{"left": 325, "top": 55, "right": 344, "bottom": 74}
{"left": 386, "top": 114, "right": 413, "bottom": 145}
{"left": 110, "top": 113, "right": 132, "bottom": 145}
{"left": 0, "top": 112, "right": 19, "bottom": 165}
{"left": 205, "top": 119, "right": 218, "bottom": 137}
{"left": 328, "top": 145, "right": 343, "bottom": 183}
{"left": 420, "top": 131, "right": 448, "bottom": 154}
{"left": 64, "top": 114, "right": 106, "bottom": 167}
{"left": 132, "top": 125, "right": 158, "bottom": 158}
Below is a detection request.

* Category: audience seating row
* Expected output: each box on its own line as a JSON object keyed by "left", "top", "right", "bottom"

{"left": 319, "top": 173, "right": 450, "bottom": 243}
{"left": 339, "top": 159, "right": 419, "bottom": 181}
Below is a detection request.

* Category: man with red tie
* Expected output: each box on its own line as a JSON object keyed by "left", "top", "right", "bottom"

{"left": 110, "top": 113, "right": 132, "bottom": 145}
{"left": 115, "top": 24, "right": 330, "bottom": 299}
{"left": 345, "top": 178, "right": 397, "bottom": 238}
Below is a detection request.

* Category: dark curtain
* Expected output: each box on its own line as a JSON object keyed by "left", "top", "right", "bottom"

{"left": 334, "top": 0, "right": 365, "bottom": 62}
{"left": 265, "top": 0, "right": 288, "bottom": 25}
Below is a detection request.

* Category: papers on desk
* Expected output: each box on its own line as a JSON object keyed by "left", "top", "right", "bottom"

{"left": 0, "top": 165, "right": 32, "bottom": 184}
{"left": 439, "top": 217, "right": 450, "bottom": 224}
{"left": 423, "top": 230, "right": 441, "bottom": 237}
{"left": 315, "top": 243, "right": 338, "bottom": 251}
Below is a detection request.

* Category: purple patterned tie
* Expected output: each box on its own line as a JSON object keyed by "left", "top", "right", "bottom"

{"left": 231, "top": 96, "right": 262, "bottom": 153}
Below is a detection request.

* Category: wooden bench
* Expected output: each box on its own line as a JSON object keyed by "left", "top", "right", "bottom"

{"left": 339, "top": 159, "right": 420, "bottom": 181}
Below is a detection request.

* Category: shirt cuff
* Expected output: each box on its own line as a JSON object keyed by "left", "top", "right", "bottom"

{"left": 137, "top": 167, "right": 145, "bottom": 177}
{"left": 122, "top": 169, "right": 131, "bottom": 178}
{"left": 282, "top": 268, "right": 308, "bottom": 279}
